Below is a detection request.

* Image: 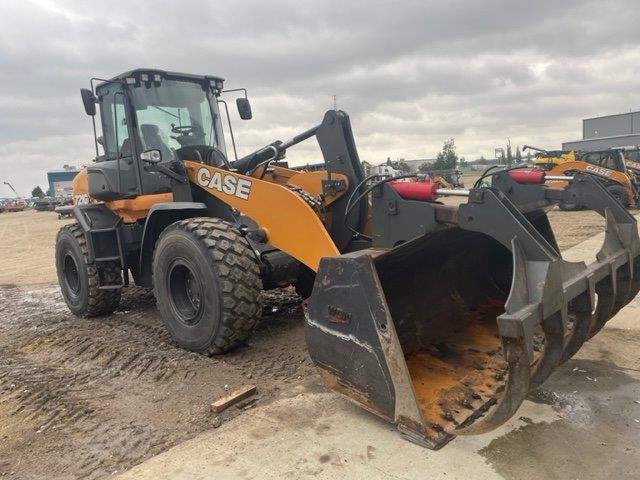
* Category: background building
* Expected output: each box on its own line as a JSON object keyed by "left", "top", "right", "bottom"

{"left": 563, "top": 111, "right": 640, "bottom": 150}
{"left": 47, "top": 165, "right": 79, "bottom": 196}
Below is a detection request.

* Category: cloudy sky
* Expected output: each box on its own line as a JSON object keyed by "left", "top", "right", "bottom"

{"left": 1, "top": 0, "right": 639, "bottom": 196}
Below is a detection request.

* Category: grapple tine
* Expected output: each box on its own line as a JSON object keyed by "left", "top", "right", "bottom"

{"left": 529, "top": 311, "right": 565, "bottom": 387}
{"left": 560, "top": 291, "right": 594, "bottom": 363}
{"left": 588, "top": 276, "right": 617, "bottom": 338}
{"left": 455, "top": 337, "right": 530, "bottom": 435}
{"left": 587, "top": 209, "right": 639, "bottom": 337}
{"left": 598, "top": 211, "right": 633, "bottom": 313}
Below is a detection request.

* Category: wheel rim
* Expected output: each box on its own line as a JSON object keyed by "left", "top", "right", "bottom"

{"left": 167, "top": 260, "right": 203, "bottom": 325}
{"left": 63, "top": 252, "right": 81, "bottom": 295}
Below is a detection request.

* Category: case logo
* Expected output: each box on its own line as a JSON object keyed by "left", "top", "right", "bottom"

{"left": 585, "top": 165, "right": 613, "bottom": 177}
{"left": 196, "top": 167, "right": 252, "bottom": 200}
{"left": 625, "top": 160, "right": 640, "bottom": 171}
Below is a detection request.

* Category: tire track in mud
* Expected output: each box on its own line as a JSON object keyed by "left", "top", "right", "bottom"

{"left": 0, "top": 284, "right": 310, "bottom": 479}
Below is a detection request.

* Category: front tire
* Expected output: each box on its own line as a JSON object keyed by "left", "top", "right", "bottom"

{"left": 55, "top": 223, "right": 122, "bottom": 316}
{"left": 152, "top": 218, "right": 262, "bottom": 355}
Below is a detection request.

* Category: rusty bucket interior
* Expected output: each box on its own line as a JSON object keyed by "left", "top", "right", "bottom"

{"left": 374, "top": 224, "right": 517, "bottom": 435}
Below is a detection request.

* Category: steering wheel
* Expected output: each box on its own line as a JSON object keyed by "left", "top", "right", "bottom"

{"left": 171, "top": 124, "right": 199, "bottom": 136}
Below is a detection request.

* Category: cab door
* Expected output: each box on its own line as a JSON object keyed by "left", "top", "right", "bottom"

{"left": 88, "top": 85, "right": 141, "bottom": 201}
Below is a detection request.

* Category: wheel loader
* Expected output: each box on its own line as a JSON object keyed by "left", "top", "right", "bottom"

{"left": 524, "top": 145, "right": 639, "bottom": 209}
{"left": 524, "top": 145, "right": 577, "bottom": 169}
{"left": 56, "top": 69, "right": 640, "bottom": 449}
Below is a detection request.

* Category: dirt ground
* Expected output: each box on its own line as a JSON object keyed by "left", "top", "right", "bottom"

{"left": 0, "top": 208, "right": 618, "bottom": 479}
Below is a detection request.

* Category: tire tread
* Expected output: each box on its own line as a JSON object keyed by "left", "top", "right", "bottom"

{"left": 153, "top": 218, "right": 261, "bottom": 355}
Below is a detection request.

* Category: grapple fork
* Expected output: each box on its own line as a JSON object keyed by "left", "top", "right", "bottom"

{"left": 305, "top": 172, "right": 640, "bottom": 449}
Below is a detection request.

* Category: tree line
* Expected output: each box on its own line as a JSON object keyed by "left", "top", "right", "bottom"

{"left": 388, "top": 138, "right": 535, "bottom": 173}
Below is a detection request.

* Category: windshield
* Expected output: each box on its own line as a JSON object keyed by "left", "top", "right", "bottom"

{"left": 580, "top": 151, "right": 625, "bottom": 171}
{"left": 130, "top": 79, "right": 220, "bottom": 161}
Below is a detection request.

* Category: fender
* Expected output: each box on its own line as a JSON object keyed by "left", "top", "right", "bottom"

{"left": 137, "top": 202, "right": 208, "bottom": 287}
{"left": 70, "top": 203, "right": 122, "bottom": 263}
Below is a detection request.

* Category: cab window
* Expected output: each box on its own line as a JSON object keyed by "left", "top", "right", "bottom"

{"left": 99, "top": 87, "right": 131, "bottom": 160}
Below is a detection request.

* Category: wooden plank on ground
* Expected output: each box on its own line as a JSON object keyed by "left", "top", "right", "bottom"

{"left": 210, "top": 385, "right": 257, "bottom": 413}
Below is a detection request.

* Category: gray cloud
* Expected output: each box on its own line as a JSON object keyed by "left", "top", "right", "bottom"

{"left": 1, "top": 0, "right": 640, "bottom": 195}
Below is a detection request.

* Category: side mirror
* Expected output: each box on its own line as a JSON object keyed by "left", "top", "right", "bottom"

{"left": 80, "top": 88, "right": 97, "bottom": 116}
{"left": 140, "top": 149, "right": 162, "bottom": 164}
{"left": 236, "top": 97, "right": 252, "bottom": 120}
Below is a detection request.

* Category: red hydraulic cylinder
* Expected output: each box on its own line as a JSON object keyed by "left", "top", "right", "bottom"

{"left": 507, "top": 170, "right": 546, "bottom": 185}
{"left": 389, "top": 180, "right": 439, "bottom": 201}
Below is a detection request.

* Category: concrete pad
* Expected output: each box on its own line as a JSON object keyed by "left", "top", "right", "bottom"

{"left": 118, "top": 217, "right": 640, "bottom": 480}
{"left": 119, "top": 384, "right": 563, "bottom": 480}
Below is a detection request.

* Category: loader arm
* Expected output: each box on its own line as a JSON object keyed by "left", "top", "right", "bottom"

{"left": 231, "top": 110, "right": 368, "bottom": 251}
{"left": 184, "top": 161, "right": 340, "bottom": 270}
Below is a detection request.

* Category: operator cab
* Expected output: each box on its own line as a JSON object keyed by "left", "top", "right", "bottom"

{"left": 81, "top": 69, "right": 248, "bottom": 202}
{"left": 577, "top": 149, "right": 628, "bottom": 172}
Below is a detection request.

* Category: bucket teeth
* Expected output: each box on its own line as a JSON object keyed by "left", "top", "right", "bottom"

{"left": 305, "top": 175, "right": 640, "bottom": 450}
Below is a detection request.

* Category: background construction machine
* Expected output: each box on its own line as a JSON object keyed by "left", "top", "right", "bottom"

{"left": 524, "top": 145, "right": 577, "bottom": 169}
{"left": 1, "top": 182, "right": 27, "bottom": 212}
{"left": 56, "top": 69, "right": 640, "bottom": 449}
{"left": 524, "top": 146, "right": 639, "bottom": 209}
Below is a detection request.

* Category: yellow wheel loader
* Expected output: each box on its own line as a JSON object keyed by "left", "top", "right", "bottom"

{"left": 524, "top": 145, "right": 577, "bottom": 170}
{"left": 56, "top": 69, "right": 640, "bottom": 449}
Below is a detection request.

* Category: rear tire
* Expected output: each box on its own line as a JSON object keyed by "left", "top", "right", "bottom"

{"left": 606, "top": 185, "right": 629, "bottom": 208}
{"left": 152, "top": 218, "right": 262, "bottom": 355}
{"left": 55, "top": 223, "right": 122, "bottom": 317}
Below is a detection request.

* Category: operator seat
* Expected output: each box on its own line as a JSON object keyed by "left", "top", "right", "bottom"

{"left": 120, "top": 138, "right": 132, "bottom": 158}
{"left": 141, "top": 124, "right": 175, "bottom": 161}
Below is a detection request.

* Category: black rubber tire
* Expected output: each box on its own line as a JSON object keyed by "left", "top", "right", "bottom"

{"left": 55, "top": 223, "right": 122, "bottom": 317}
{"left": 152, "top": 218, "right": 262, "bottom": 355}
{"left": 607, "top": 185, "right": 630, "bottom": 208}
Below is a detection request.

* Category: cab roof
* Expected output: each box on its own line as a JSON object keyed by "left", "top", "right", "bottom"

{"left": 97, "top": 68, "right": 225, "bottom": 90}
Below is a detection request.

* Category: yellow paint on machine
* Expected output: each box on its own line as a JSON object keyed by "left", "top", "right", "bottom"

{"left": 184, "top": 160, "right": 339, "bottom": 271}
{"left": 71, "top": 168, "right": 173, "bottom": 222}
